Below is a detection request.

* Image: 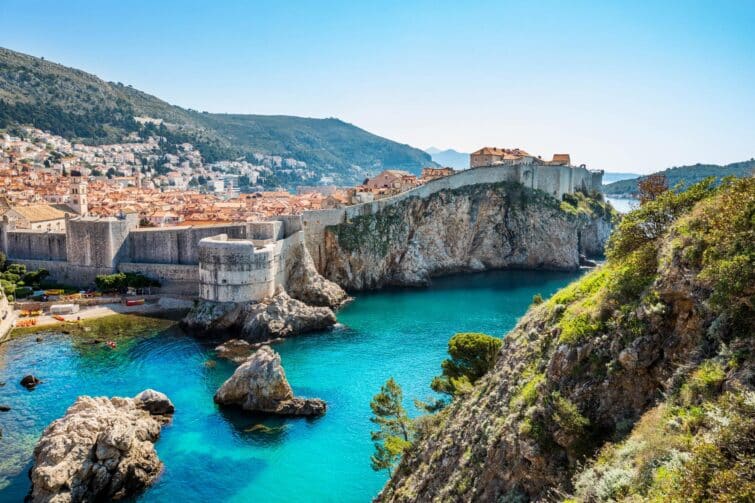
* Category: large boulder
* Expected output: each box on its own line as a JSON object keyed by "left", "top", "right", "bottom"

{"left": 182, "top": 290, "right": 337, "bottom": 342}
{"left": 214, "top": 346, "right": 326, "bottom": 417}
{"left": 28, "top": 390, "right": 174, "bottom": 502}
{"left": 240, "top": 290, "right": 336, "bottom": 341}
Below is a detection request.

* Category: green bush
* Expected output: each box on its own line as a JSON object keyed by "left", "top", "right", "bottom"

{"left": 95, "top": 272, "right": 160, "bottom": 292}
{"left": 431, "top": 332, "right": 502, "bottom": 397}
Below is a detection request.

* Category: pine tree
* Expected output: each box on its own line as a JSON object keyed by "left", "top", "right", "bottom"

{"left": 369, "top": 377, "right": 412, "bottom": 474}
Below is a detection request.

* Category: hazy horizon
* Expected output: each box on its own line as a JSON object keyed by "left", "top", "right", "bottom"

{"left": 1, "top": 0, "right": 753, "bottom": 174}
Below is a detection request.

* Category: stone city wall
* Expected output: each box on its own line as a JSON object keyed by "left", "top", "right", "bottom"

{"left": 301, "top": 164, "right": 603, "bottom": 270}
{"left": 4, "top": 230, "right": 67, "bottom": 262}
{"left": 118, "top": 262, "right": 199, "bottom": 296}
{"left": 196, "top": 229, "right": 303, "bottom": 303}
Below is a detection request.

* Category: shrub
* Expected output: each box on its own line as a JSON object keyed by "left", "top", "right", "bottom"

{"left": 431, "top": 332, "right": 502, "bottom": 396}
{"left": 531, "top": 293, "right": 544, "bottom": 305}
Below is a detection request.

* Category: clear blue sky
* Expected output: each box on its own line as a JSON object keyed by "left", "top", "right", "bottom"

{"left": 1, "top": 0, "right": 753, "bottom": 173}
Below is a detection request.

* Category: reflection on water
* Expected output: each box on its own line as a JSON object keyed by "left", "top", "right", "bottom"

{"left": 0, "top": 270, "right": 582, "bottom": 502}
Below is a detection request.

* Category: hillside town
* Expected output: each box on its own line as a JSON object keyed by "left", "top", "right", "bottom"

{"left": 0, "top": 127, "right": 461, "bottom": 226}
{"left": 0, "top": 126, "right": 596, "bottom": 229}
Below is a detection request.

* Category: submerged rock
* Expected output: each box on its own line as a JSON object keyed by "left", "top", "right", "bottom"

{"left": 20, "top": 374, "right": 41, "bottom": 390}
{"left": 214, "top": 345, "right": 326, "bottom": 417}
{"left": 28, "top": 389, "right": 174, "bottom": 502}
{"left": 182, "top": 290, "right": 336, "bottom": 342}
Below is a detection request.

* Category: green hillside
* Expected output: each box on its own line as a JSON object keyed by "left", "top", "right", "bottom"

{"left": 603, "top": 160, "right": 754, "bottom": 196}
{"left": 0, "top": 47, "right": 433, "bottom": 184}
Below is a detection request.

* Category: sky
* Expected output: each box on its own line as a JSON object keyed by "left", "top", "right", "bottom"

{"left": 1, "top": 0, "right": 754, "bottom": 173}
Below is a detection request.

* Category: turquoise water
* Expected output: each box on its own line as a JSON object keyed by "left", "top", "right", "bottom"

{"left": 0, "top": 270, "right": 581, "bottom": 502}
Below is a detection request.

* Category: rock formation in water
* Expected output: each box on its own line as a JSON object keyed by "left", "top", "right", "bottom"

{"left": 182, "top": 289, "right": 336, "bottom": 342}
{"left": 28, "top": 389, "right": 174, "bottom": 503}
{"left": 215, "top": 339, "right": 255, "bottom": 364}
{"left": 378, "top": 179, "right": 755, "bottom": 501}
{"left": 214, "top": 345, "right": 326, "bottom": 416}
{"left": 321, "top": 182, "right": 615, "bottom": 290}
{"left": 182, "top": 240, "right": 346, "bottom": 341}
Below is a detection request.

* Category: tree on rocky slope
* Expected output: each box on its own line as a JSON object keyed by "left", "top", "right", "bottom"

{"left": 431, "top": 332, "right": 502, "bottom": 397}
{"left": 370, "top": 378, "right": 413, "bottom": 475}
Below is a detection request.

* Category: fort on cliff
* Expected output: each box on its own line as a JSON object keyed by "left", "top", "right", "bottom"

{"left": 0, "top": 160, "right": 603, "bottom": 299}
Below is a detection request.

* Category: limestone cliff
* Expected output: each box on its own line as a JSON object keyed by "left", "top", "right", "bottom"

{"left": 379, "top": 178, "right": 754, "bottom": 502}
{"left": 321, "top": 182, "right": 614, "bottom": 290}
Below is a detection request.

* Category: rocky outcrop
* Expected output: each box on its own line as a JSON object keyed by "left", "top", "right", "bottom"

{"left": 321, "top": 182, "right": 614, "bottom": 290}
{"left": 214, "top": 345, "right": 326, "bottom": 416}
{"left": 21, "top": 374, "right": 41, "bottom": 390}
{"left": 28, "top": 389, "right": 174, "bottom": 502}
{"left": 0, "top": 288, "right": 13, "bottom": 343}
{"left": 182, "top": 289, "right": 336, "bottom": 342}
{"left": 378, "top": 180, "right": 754, "bottom": 502}
{"left": 285, "top": 239, "right": 349, "bottom": 308}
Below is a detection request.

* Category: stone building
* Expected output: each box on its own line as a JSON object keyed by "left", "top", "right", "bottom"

{"left": 366, "top": 170, "right": 418, "bottom": 191}
{"left": 2, "top": 204, "right": 69, "bottom": 231}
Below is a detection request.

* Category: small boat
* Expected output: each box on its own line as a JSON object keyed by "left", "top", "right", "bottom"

{"left": 124, "top": 299, "right": 145, "bottom": 307}
{"left": 52, "top": 315, "right": 66, "bottom": 322}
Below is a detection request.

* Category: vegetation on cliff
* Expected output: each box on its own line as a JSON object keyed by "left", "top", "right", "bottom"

{"left": 379, "top": 177, "right": 755, "bottom": 502}
{"left": 324, "top": 182, "right": 615, "bottom": 290}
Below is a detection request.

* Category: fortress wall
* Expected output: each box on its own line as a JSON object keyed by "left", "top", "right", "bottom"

{"left": 128, "top": 223, "right": 248, "bottom": 265}
{"left": 65, "top": 218, "right": 133, "bottom": 271}
{"left": 197, "top": 235, "right": 277, "bottom": 303}
{"left": 5, "top": 230, "right": 67, "bottom": 261}
{"left": 535, "top": 166, "right": 562, "bottom": 198}
{"left": 8, "top": 259, "right": 112, "bottom": 286}
{"left": 118, "top": 262, "right": 199, "bottom": 296}
{"left": 303, "top": 165, "right": 532, "bottom": 269}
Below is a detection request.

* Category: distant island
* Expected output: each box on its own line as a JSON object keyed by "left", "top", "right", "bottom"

{"left": 0, "top": 47, "right": 434, "bottom": 187}
{"left": 603, "top": 159, "right": 754, "bottom": 197}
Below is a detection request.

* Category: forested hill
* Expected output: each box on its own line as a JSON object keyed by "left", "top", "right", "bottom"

{"left": 603, "top": 159, "right": 754, "bottom": 196}
{"left": 0, "top": 47, "right": 433, "bottom": 184}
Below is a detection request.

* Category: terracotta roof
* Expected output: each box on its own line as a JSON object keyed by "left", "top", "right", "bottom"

{"left": 10, "top": 204, "right": 68, "bottom": 222}
{"left": 471, "top": 147, "right": 532, "bottom": 158}
{"left": 551, "top": 153, "right": 571, "bottom": 165}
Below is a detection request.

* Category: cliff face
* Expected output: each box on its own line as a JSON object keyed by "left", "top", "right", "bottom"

{"left": 321, "top": 183, "right": 614, "bottom": 290}
{"left": 379, "top": 178, "right": 754, "bottom": 502}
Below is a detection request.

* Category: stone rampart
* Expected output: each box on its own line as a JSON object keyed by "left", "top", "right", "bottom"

{"left": 118, "top": 262, "right": 199, "bottom": 296}
{"left": 5, "top": 230, "right": 67, "bottom": 261}
{"left": 301, "top": 164, "right": 603, "bottom": 270}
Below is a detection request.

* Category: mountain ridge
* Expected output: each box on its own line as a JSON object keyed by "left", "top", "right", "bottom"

{"left": 603, "top": 159, "right": 754, "bottom": 196}
{"left": 0, "top": 46, "right": 434, "bottom": 185}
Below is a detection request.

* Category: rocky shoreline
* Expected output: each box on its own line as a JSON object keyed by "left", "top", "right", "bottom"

{"left": 28, "top": 390, "right": 174, "bottom": 502}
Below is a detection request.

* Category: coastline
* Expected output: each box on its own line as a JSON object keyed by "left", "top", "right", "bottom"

{"left": 4, "top": 296, "right": 193, "bottom": 339}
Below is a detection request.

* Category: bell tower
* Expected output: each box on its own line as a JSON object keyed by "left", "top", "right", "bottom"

{"left": 69, "top": 172, "right": 88, "bottom": 216}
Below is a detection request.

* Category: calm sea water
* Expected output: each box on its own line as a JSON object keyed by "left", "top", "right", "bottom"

{"left": 0, "top": 270, "right": 581, "bottom": 502}
{"left": 606, "top": 196, "right": 638, "bottom": 213}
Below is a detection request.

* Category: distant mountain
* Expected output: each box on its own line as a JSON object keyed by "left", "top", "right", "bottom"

{"left": 425, "top": 148, "right": 469, "bottom": 170}
{"left": 603, "top": 160, "right": 754, "bottom": 196}
{"left": 0, "top": 47, "right": 434, "bottom": 186}
{"left": 601, "top": 172, "right": 642, "bottom": 184}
